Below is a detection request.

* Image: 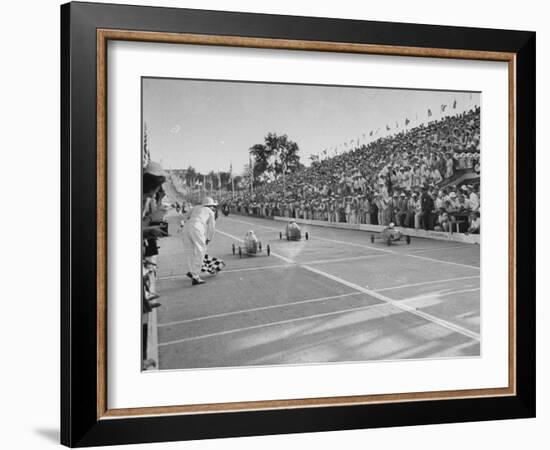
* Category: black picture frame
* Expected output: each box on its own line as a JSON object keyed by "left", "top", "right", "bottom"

{"left": 61, "top": 1, "right": 535, "bottom": 447}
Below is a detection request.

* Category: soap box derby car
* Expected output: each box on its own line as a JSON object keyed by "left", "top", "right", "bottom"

{"left": 370, "top": 223, "right": 411, "bottom": 246}
{"left": 279, "top": 219, "right": 309, "bottom": 241}
{"left": 232, "top": 230, "right": 271, "bottom": 257}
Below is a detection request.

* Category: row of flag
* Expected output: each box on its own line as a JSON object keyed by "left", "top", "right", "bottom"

{"left": 315, "top": 98, "right": 465, "bottom": 160}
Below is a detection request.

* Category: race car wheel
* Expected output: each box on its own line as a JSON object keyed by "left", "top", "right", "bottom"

{"left": 238, "top": 247, "right": 242, "bottom": 258}
{"left": 305, "top": 232, "right": 309, "bottom": 240}
{"left": 370, "top": 235, "right": 375, "bottom": 243}
{"left": 267, "top": 244, "right": 271, "bottom": 256}
{"left": 259, "top": 241, "right": 262, "bottom": 251}
{"left": 279, "top": 232, "right": 282, "bottom": 240}
{"left": 406, "top": 235, "right": 411, "bottom": 244}
{"left": 232, "top": 243, "right": 235, "bottom": 255}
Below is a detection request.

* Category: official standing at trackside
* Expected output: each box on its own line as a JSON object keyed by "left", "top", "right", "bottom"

{"left": 183, "top": 197, "right": 218, "bottom": 285}
{"left": 420, "top": 185, "right": 434, "bottom": 230}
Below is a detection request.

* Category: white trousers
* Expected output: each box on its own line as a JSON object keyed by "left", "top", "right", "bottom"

{"left": 183, "top": 225, "right": 206, "bottom": 276}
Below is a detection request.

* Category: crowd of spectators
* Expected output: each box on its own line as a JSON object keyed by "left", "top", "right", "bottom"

{"left": 223, "top": 107, "right": 481, "bottom": 234}
{"left": 142, "top": 161, "right": 170, "bottom": 369}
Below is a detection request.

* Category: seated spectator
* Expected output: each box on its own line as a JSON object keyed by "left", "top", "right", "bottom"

{"left": 434, "top": 208, "right": 450, "bottom": 232}
{"left": 468, "top": 211, "right": 481, "bottom": 234}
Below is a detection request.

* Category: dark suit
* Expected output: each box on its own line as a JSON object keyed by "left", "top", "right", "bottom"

{"left": 420, "top": 192, "right": 434, "bottom": 230}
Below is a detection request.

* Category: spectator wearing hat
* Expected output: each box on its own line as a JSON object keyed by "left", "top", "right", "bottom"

{"left": 409, "top": 193, "right": 421, "bottom": 229}
{"left": 395, "top": 192, "right": 408, "bottom": 227}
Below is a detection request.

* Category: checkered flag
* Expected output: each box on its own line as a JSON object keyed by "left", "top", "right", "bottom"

{"left": 201, "top": 254, "right": 226, "bottom": 274}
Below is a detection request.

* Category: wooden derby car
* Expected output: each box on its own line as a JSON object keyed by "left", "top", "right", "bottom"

{"left": 370, "top": 223, "right": 411, "bottom": 246}
{"left": 232, "top": 231, "right": 271, "bottom": 257}
{"left": 279, "top": 219, "right": 309, "bottom": 241}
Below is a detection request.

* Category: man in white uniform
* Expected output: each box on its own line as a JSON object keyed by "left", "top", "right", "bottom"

{"left": 183, "top": 197, "right": 217, "bottom": 285}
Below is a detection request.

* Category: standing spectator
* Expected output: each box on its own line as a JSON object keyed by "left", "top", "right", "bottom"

{"left": 362, "top": 195, "right": 371, "bottom": 224}
{"left": 395, "top": 192, "right": 408, "bottom": 227}
{"left": 430, "top": 166, "right": 443, "bottom": 185}
{"left": 445, "top": 152, "right": 454, "bottom": 178}
{"left": 420, "top": 185, "right": 434, "bottom": 230}
{"left": 370, "top": 193, "right": 380, "bottom": 225}
{"left": 345, "top": 199, "right": 352, "bottom": 223}
{"left": 468, "top": 185, "right": 480, "bottom": 212}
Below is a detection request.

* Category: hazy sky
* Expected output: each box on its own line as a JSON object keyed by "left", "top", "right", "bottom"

{"left": 142, "top": 77, "right": 479, "bottom": 174}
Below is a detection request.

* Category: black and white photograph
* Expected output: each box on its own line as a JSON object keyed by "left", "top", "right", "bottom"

{"left": 141, "top": 77, "right": 482, "bottom": 371}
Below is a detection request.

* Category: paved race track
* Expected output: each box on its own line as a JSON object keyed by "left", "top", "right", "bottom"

{"left": 153, "top": 213, "right": 480, "bottom": 370}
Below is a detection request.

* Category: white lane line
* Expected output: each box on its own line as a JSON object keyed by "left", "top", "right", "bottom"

{"left": 375, "top": 275, "right": 480, "bottom": 292}
{"left": 399, "top": 288, "right": 481, "bottom": 303}
{"left": 302, "top": 254, "right": 385, "bottom": 265}
{"left": 158, "top": 301, "right": 391, "bottom": 346}
{"left": 157, "top": 264, "right": 291, "bottom": 281}
{"left": 222, "top": 217, "right": 479, "bottom": 270}
{"left": 410, "top": 245, "right": 470, "bottom": 253}
{"left": 222, "top": 264, "right": 291, "bottom": 274}
{"left": 158, "top": 255, "right": 384, "bottom": 281}
{"left": 405, "top": 253, "right": 479, "bottom": 270}
{"left": 301, "top": 264, "right": 480, "bottom": 341}
{"left": 216, "top": 229, "right": 295, "bottom": 263}
{"left": 158, "top": 292, "right": 361, "bottom": 328}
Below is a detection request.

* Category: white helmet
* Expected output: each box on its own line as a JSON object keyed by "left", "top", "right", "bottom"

{"left": 389, "top": 222, "right": 395, "bottom": 229}
{"left": 202, "top": 197, "right": 218, "bottom": 207}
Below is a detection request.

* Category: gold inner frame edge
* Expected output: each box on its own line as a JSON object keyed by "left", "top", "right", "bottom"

{"left": 95, "top": 29, "right": 517, "bottom": 420}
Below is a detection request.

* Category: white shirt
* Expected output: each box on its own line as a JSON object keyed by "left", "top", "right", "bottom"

{"left": 469, "top": 192, "right": 480, "bottom": 211}
{"left": 185, "top": 206, "right": 216, "bottom": 241}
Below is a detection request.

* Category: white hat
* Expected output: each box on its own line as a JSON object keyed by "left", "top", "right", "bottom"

{"left": 144, "top": 161, "right": 166, "bottom": 177}
{"left": 202, "top": 197, "right": 218, "bottom": 206}
{"left": 449, "top": 192, "right": 457, "bottom": 198}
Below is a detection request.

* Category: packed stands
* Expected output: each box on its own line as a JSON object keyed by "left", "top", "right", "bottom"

{"left": 223, "top": 107, "right": 481, "bottom": 234}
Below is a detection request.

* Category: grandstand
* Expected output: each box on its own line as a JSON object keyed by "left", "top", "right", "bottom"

{"left": 223, "top": 107, "right": 481, "bottom": 235}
